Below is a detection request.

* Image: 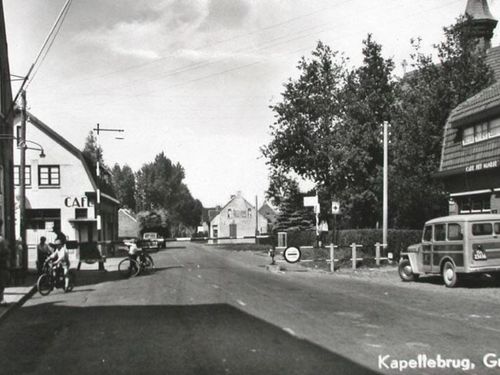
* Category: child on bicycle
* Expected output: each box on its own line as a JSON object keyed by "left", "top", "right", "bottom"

{"left": 47, "top": 239, "right": 70, "bottom": 291}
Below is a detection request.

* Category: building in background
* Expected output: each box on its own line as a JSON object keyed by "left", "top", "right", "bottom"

{"left": 0, "top": 0, "right": 15, "bottom": 257}
{"left": 118, "top": 208, "right": 139, "bottom": 239}
{"left": 209, "top": 192, "right": 268, "bottom": 243}
{"left": 259, "top": 202, "right": 277, "bottom": 233}
{"left": 12, "top": 112, "right": 119, "bottom": 268}
{"left": 438, "top": 0, "right": 500, "bottom": 214}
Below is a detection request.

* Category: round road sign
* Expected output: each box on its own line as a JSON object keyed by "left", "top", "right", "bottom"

{"left": 283, "top": 246, "right": 301, "bottom": 263}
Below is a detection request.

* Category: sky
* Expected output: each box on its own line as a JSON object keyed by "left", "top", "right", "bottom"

{"left": 4, "top": 0, "right": 500, "bottom": 208}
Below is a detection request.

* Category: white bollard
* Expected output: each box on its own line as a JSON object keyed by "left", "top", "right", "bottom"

{"left": 351, "top": 243, "right": 363, "bottom": 270}
{"left": 329, "top": 243, "right": 337, "bottom": 273}
{"left": 375, "top": 242, "right": 381, "bottom": 266}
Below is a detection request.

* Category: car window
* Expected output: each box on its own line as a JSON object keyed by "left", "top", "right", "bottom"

{"left": 495, "top": 223, "right": 500, "bottom": 234}
{"left": 448, "top": 223, "right": 463, "bottom": 241}
{"left": 472, "top": 223, "right": 493, "bottom": 236}
{"left": 423, "top": 226, "right": 432, "bottom": 242}
{"left": 434, "top": 224, "right": 446, "bottom": 241}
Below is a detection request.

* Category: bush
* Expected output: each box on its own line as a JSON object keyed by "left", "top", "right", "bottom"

{"left": 273, "top": 228, "right": 422, "bottom": 259}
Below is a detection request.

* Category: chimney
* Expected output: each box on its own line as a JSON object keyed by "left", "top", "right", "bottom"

{"left": 465, "top": 0, "right": 498, "bottom": 50}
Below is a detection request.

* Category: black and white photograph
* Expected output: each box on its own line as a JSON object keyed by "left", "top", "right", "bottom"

{"left": 1, "top": 0, "right": 500, "bottom": 374}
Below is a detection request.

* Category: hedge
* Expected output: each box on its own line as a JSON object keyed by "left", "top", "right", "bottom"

{"left": 270, "top": 228, "right": 422, "bottom": 259}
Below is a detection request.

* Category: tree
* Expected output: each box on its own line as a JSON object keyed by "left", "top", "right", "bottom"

{"left": 261, "top": 41, "right": 349, "bottom": 190}
{"left": 391, "top": 16, "right": 494, "bottom": 228}
{"left": 335, "top": 34, "right": 395, "bottom": 227}
{"left": 135, "top": 152, "right": 203, "bottom": 234}
{"left": 266, "top": 169, "right": 314, "bottom": 232}
{"left": 111, "top": 163, "right": 136, "bottom": 210}
{"left": 82, "top": 131, "right": 104, "bottom": 166}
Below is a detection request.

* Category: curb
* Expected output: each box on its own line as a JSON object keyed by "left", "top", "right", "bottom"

{"left": 0, "top": 284, "right": 37, "bottom": 324}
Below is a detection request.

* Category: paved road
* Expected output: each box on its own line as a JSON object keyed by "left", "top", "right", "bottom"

{"left": 0, "top": 243, "right": 499, "bottom": 374}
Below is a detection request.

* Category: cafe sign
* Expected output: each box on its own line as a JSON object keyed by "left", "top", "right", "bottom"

{"left": 64, "top": 196, "right": 93, "bottom": 208}
{"left": 465, "top": 160, "right": 499, "bottom": 173}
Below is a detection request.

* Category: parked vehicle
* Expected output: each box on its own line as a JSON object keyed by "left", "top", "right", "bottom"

{"left": 141, "top": 232, "right": 164, "bottom": 251}
{"left": 399, "top": 214, "right": 500, "bottom": 287}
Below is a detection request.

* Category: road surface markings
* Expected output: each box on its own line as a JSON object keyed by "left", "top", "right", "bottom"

{"left": 236, "top": 299, "right": 246, "bottom": 306}
{"left": 283, "top": 327, "right": 296, "bottom": 336}
{"left": 212, "top": 284, "right": 220, "bottom": 289}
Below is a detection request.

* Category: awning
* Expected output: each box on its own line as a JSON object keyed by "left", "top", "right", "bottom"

{"left": 449, "top": 189, "right": 492, "bottom": 197}
{"left": 68, "top": 218, "right": 97, "bottom": 223}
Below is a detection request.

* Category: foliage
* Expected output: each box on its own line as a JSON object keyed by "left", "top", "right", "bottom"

{"left": 82, "top": 131, "right": 104, "bottom": 166}
{"left": 136, "top": 209, "right": 170, "bottom": 237}
{"left": 391, "top": 16, "right": 494, "bottom": 228}
{"left": 111, "top": 164, "right": 136, "bottom": 210}
{"left": 135, "top": 152, "right": 202, "bottom": 232}
{"left": 266, "top": 169, "right": 314, "bottom": 232}
{"left": 263, "top": 17, "right": 495, "bottom": 230}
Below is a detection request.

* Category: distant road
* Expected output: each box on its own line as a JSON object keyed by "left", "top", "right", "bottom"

{"left": 1, "top": 242, "right": 499, "bottom": 374}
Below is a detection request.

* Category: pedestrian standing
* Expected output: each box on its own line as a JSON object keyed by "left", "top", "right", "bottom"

{"left": 0, "top": 219, "right": 10, "bottom": 305}
{"left": 37, "top": 236, "right": 52, "bottom": 274}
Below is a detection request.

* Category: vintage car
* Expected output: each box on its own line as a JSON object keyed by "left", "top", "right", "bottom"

{"left": 399, "top": 214, "right": 500, "bottom": 287}
{"left": 140, "top": 232, "right": 165, "bottom": 251}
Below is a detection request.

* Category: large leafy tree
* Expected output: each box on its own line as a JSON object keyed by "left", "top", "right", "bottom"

{"left": 262, "top": 41, "right": 348, "bottom": 190}
{"left": 391, "top": 16, "right": 494, "bottom": 228}
{"left": 111, "top": 163, "right": 136, "bottom": 210}
{"left": 336, "top": 34, "right": 395, "bottom": 227}
{"left": 135, "top": 152, "right": 202, "bottom": 234}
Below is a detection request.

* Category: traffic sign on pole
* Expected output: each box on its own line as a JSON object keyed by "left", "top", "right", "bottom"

{"left": 331, "top": 201, "right": 340, "bottom": 215}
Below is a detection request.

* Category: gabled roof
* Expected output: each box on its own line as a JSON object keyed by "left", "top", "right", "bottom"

{"left": 25, "top": 112, "right": 119, "bottom": 204}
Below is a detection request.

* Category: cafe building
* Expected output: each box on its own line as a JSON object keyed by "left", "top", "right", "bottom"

{"left": 13, "top": 112, "right": 119, "bottom": 267}
{"left": 438, "top": 0, "right": 500, "bottom": 215}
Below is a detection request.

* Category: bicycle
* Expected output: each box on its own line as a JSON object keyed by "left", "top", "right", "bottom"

{"left": 37, "top": 260, "right": 75, "bottom": 295}
{"left": 118, "top": 251, "right": 154, "bottom": 278}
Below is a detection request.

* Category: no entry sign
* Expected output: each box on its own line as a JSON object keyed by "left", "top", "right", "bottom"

{"left": 283, "top": 246, "right": 301, "bottom": 263}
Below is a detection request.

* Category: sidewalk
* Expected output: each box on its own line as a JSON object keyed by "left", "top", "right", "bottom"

{"left": 0, "top": 271, "right": 38, "bottom": 323}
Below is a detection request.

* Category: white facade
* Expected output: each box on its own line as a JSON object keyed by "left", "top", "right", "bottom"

{"left": 210, "top": 192, "right": 268, "bottom": 242}
{"left": 13, "top": 113, "right": 119, "bottom": 267}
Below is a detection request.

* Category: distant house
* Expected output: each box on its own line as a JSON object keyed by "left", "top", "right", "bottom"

{"left": 259, "top": 202, "right": 277, "bottom": 232}
{"left": 118, "top": 208, "right": 140, "bottom": 238}
{"left": 437, "top": 0, "right": 500, "bottom": 214}
{"left": 210, "top": 192, "right": 268, "bottom": 242}
{"left": 200, "top": 206, "right": 221, "bottom": 234}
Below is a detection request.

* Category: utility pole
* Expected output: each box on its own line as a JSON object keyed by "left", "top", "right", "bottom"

{"left": 255, "top": 195, "right": 259, "bottom": 236}
{"left": 382, "top": 121, "right": 390, "bottom": 253}
{"left": 19, "top": 90, "right": 27, "bottom": 270}
{"left": 93, "top": 123, "right": 124, "bottom": 271}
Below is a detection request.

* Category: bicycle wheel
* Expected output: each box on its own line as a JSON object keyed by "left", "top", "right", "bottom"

{"left": 142, "top": 255, "right": 155, "bottom": 273}
{"left": 37, "top": 274, "right": 53, "bottom": 296}
{"left": 118, "top": 258, "right": 140, "bottom": 278}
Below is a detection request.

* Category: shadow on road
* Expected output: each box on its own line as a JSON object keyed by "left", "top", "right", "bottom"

{"left": 72, "top": 267, "right": 174, "bottom": 288}
{"left": 416, "top": 274, "right": 500, "bottom": 288}
{"left": 0, "top": 302, "right": 379, "bottom": 375}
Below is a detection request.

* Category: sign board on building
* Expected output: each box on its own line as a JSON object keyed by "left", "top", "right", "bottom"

{"left": 303, "top": 196, "right": 318, "bottom": 207}
{"left": 465, "top": 160, "right": 500, "bottom": 173}
{"left": 331, "top": 201, "right": 340, "bottom": 214}
{"left": 283, "top": 246, "right": 301, "bottom": 263}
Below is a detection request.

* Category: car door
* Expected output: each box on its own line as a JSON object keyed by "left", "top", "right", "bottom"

{"left": 422, "top": 225, "right": 433, "bottom": 273}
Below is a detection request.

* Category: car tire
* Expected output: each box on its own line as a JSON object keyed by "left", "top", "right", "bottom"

{"left": 442, "top": 260, "right": 459, "bottom": 288}
{"left": 398, "top": 259, "right": 417, "bottom": 282}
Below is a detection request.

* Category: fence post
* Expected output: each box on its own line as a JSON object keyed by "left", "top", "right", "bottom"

{"left": 351, "top": 243, "right": 356, "bottom": 270}
{"left": 375, "top": 242, "right": 381, "bottom": 266}
{"left": 329, "top": 243, "right": 337, "bottom": 273}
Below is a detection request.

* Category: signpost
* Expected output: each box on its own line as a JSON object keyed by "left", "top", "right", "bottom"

{"left": 283, "top": 246, "right": 301, "bottom": 263}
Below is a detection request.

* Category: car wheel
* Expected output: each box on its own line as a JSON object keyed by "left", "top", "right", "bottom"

{"left": 442, "top": 260, "right": 459, "bottom": 288}
{"left": 398, "top": 259, "right": 417, "bottom": 282}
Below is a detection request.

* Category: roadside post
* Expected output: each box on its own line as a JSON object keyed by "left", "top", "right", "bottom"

{"left": 351, "top": 243, "right": 362, "bottom": 270}
{"left": 328, "top": 243, "right": 338, "bottom": 272}
{"left": 304, "top": 195, "right": 319, "bottom": 247}
{"left": 375, "top": 242, "right": 387, "bottom": 266}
